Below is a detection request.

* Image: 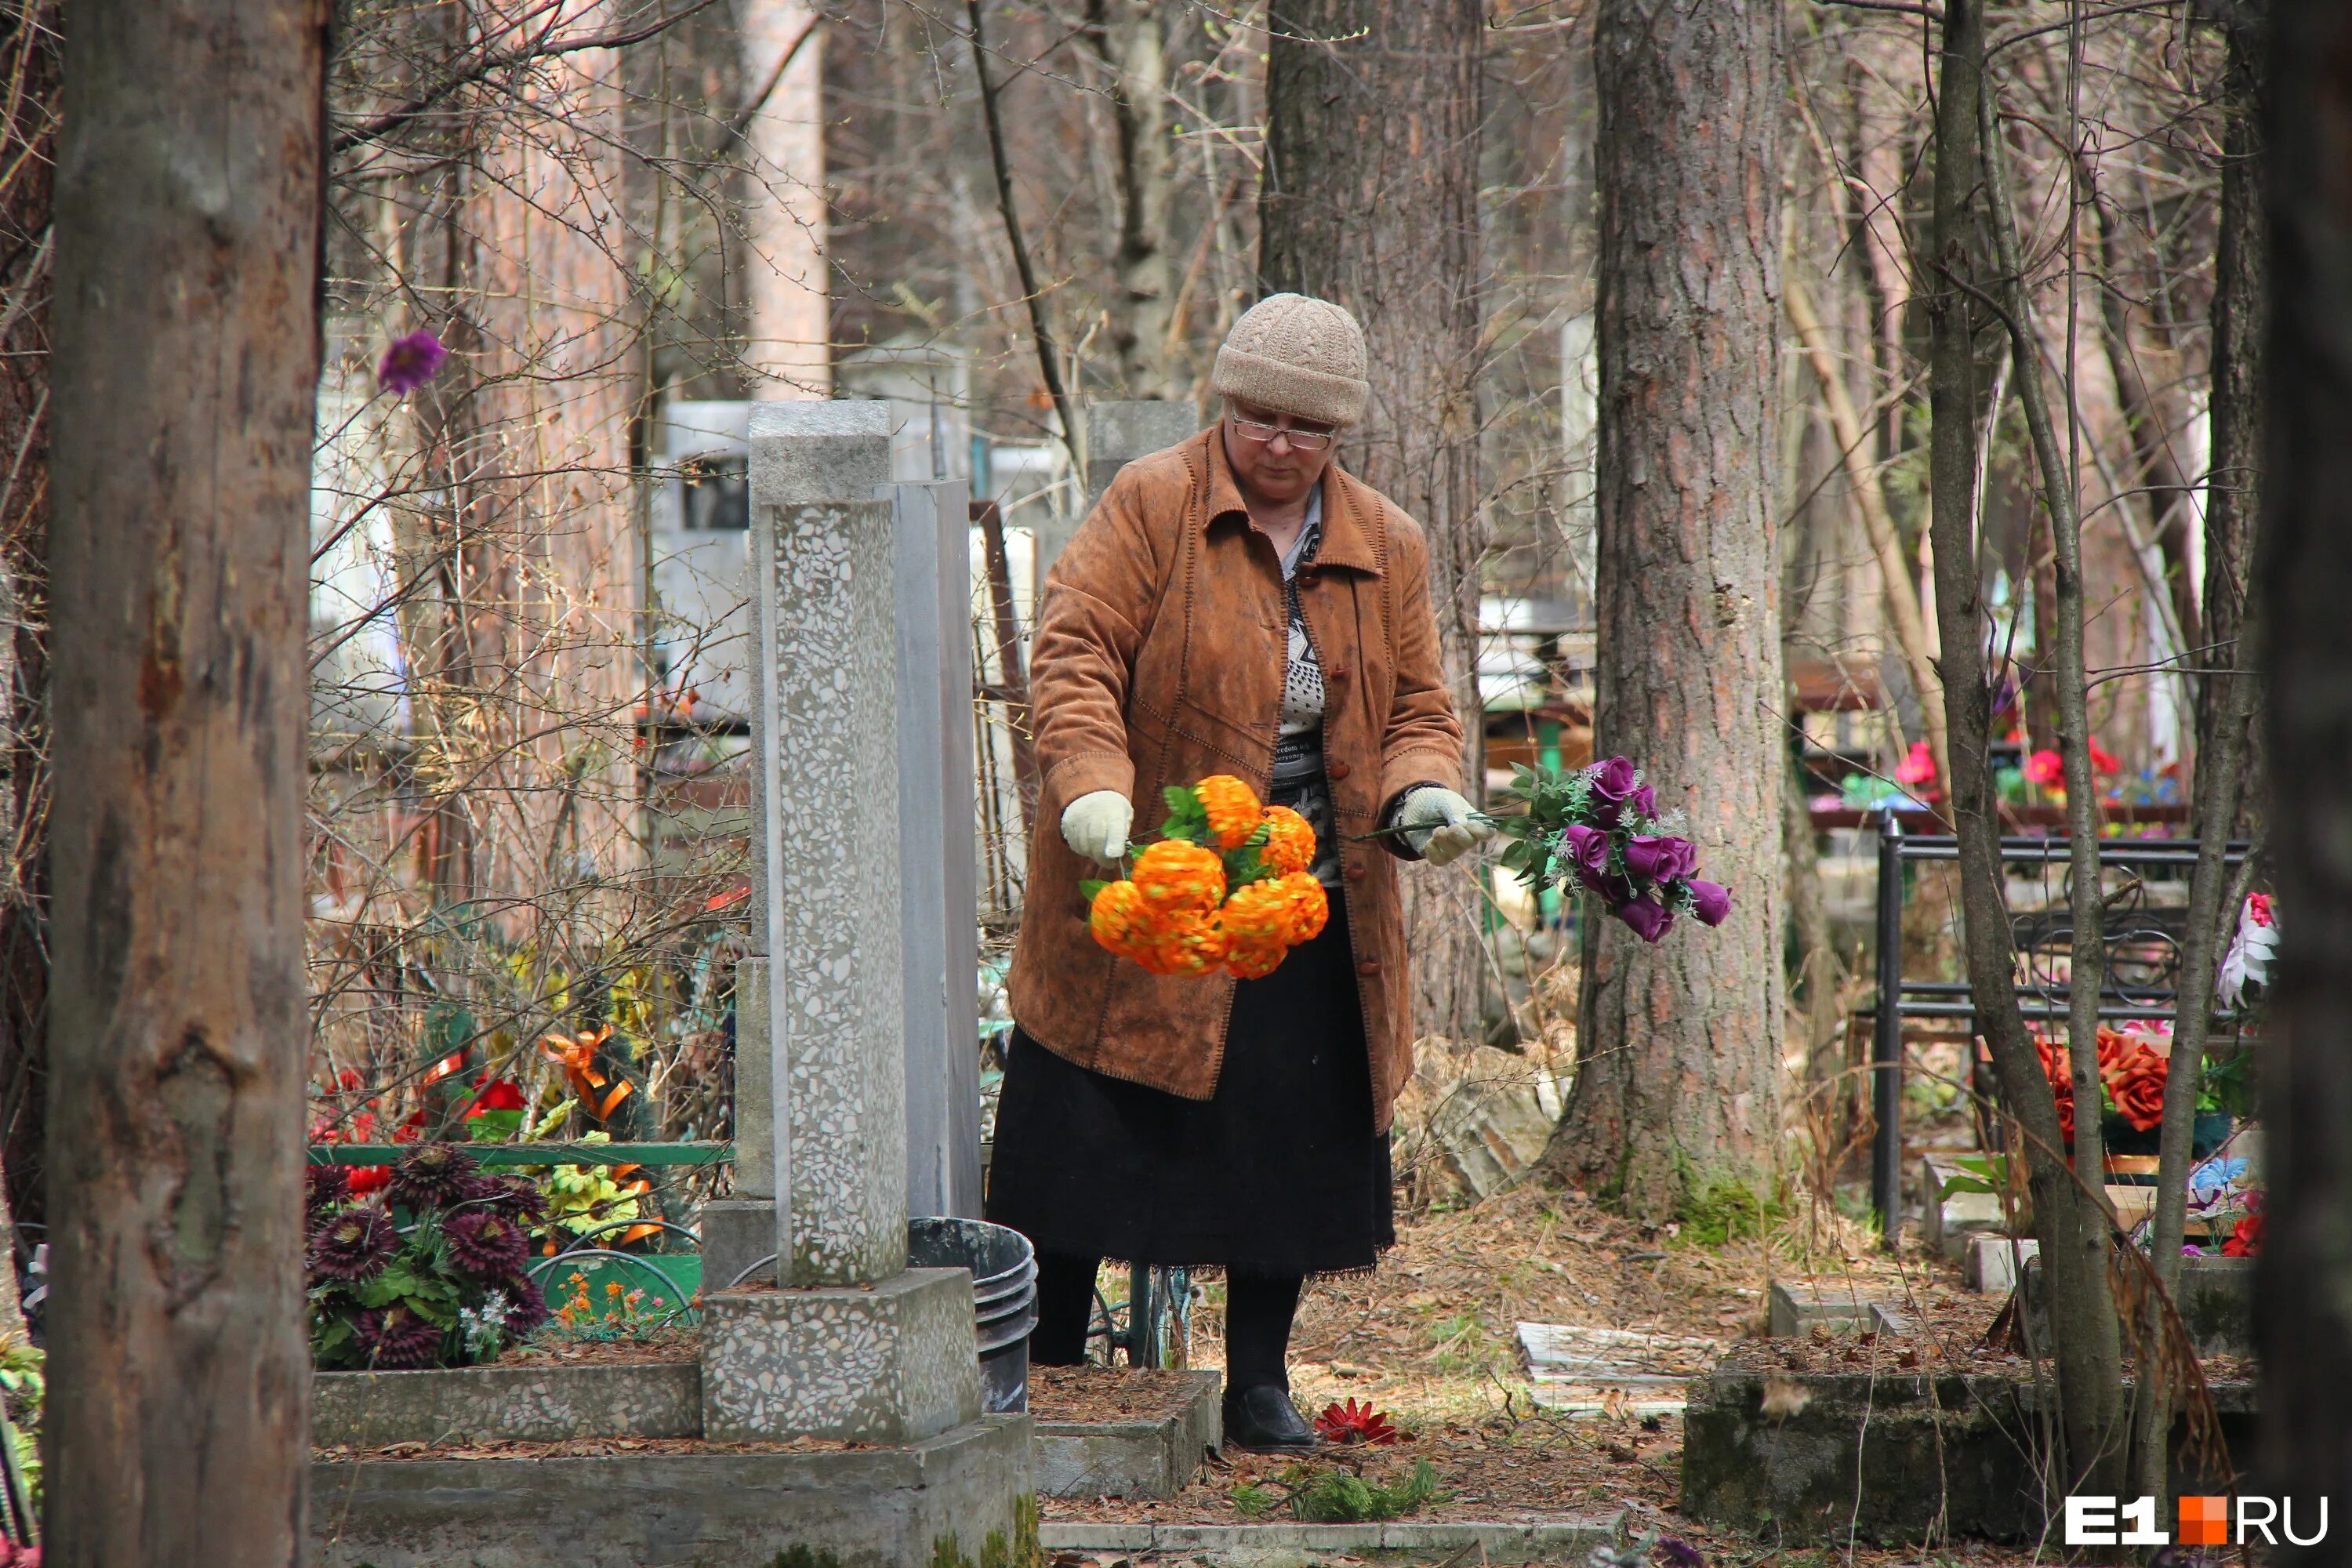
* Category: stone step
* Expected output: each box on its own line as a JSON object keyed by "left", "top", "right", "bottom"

{"left": 1034, "top": 1369, "right": 1221, "bottom": 1500}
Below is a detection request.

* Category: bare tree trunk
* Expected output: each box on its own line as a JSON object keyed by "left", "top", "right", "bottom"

{"left": 1084, "top": 0, "right": 1184, "bottom": 401}
{"left": 2129, "top": 0, "right": 2269, "bottom": 1497}
{"left": 2255, "top": 0, "right": 2352, "bottom": 1532}
{"left": 1260, "top": 0, "right": 1487, "bottom": 1049}
{"left": 46, "top": 1, "right": 325, "bottom": 1560}
{"left": 1547, "top": 0, "right": 1784, "bottom": 1220}
{"left": 1924, "top": 0, "right": 2126, "bottom": 1500}
{"left": 2203, "top": 2, "right": 2266, "bottom": 838}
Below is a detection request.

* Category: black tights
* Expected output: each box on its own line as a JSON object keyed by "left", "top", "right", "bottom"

{"left": 1030, "top": 1250, "right": 1304, "bottom": 1392}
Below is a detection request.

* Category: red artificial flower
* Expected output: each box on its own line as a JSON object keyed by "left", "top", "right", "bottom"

{"left": 2223, "top": 1211, "right": 2264, "bottom": 1258}
{"left": 463, "top": 1076, "right": 527, "bottom": 1119}
{"left": 338, "top": 1068, "right": 365, "bottom": 1092}
{"left": 1314, "top": 1397, "right": 1399, "bottom": 1446}
{"left": 2024, "top": 749, "right": 2064, "bottom": 787}
{"left": 2090, "top": 741, "right": 2122, "bottom": 776}
{"left": 347, "top": 1165, "right": 392, "bottom": 1197}
{"left": 2034, "top": 1033, "right": 2077, "bottom": 1143}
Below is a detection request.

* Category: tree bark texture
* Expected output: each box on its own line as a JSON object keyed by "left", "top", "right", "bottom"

{"left": 2255, "top": 0, "right": 2352, "bottom": 1537}
{"left": 1083, "top": 0, "right": 1184, "bottom": 401}
{"left": 2129, "top": 0, "right": 2270, "bottom": 1497}
{"left": 2203, "top": 2, "right": 2266, "bottom": 837}
{"left": 1549, "top": 0, "right": 1784, "bottom": 1220}
{"left": 1260, "top": 0, "right": 1488, "bottom": 1049}
{"left": 1925, "top": 0, "right": 2125, "bottom": 1497}
{"left": 47, "top": 0, "right": 325, "bottom": 1561}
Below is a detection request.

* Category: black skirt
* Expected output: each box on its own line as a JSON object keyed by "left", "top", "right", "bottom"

{"left": 985, "top": 916, "right": 1395, "bottom": 1276}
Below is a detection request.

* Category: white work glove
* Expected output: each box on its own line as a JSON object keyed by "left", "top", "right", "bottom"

{"left": 1060, "top": 789, "right": 1133, "bottom": 866}
{"left": 1397, "top": 787, "right": 1494, "bottom": 868}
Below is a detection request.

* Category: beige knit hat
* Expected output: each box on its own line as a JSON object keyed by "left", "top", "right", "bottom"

{"left": 1210, "top": 292, "right": 1370, "bottom": 428}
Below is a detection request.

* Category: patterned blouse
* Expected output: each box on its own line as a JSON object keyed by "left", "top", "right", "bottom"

{"left": 1269, "top": 486, "right": 1341, "bottom": 889}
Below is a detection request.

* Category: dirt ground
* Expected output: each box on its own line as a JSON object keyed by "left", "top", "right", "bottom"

{"left": 1039, "top": 1179, "right": 2091, "bottom": 1566}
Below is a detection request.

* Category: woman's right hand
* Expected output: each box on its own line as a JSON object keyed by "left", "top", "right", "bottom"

{"left": 1061, "top": 790, "right": 1133, "bottom": 866}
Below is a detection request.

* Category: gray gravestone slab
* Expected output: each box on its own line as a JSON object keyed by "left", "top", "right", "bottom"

{"left": 892, "top": 480, "right": 982, "bottom": 1221}
{"left": 751, "top": 495, "right": 908, "bottom": 1286}
{"left": 699, "top": 1269, "right": 982, "bottom": 1445}
{"left": 1920, "top": 1154, "right": 2005, "bottom": 1258}
{"left": 731, "top": 954, "right": 773, "bottom": 1200}
{"left": 1035, "top": 399, "right": 1200, "bottom": 586}
{"left": 1965, "top": 1233, "right": 2038, "bottom": 1293}
{"left": 1767, "top": 1280, "right": 1874, "bottom": 1338}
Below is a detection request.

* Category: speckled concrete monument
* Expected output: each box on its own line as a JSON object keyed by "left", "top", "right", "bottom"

{"left": 697, "top": 400, "right": 983, "bottom": 1448}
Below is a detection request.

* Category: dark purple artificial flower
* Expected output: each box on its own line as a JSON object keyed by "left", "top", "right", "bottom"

{"left": 377, "top": 329, "right": 448, "bottom": 395}
{"left": 1586, "top": 756, "right": 1638, "bottom": 808}
{"left": 309, "top": 1206, "right": 397, "bottom": 1283}
{"left": 500, "top": 1276, "right": 554, "bottom": 1335}
{"left": 390, "top": 1142, "right": 480, "bottom": 1211}
{"left": 1624, "top": 834, "right": 1696, "bottom": 884}
{"left": 1615, "top": 896, "right": 1675, "bottom": 943}
{"left": 1562, "top": 822, "right": 1612, "bottom": 884}
{"left": 444, "top": 1209, "right": 531, "bottom": 1278}
{"left": 1654, "top": 1541, "right": 1708, "bottom": 1568}
{"left": 358, "top": 1305, "right": 446, "bottom": 1370}
{"left": 1688, "top": 879, "right": 1733, "bottom": 927}
{"left": 1629, "top": 782, "right": 1659, "bottom": 822}
{"left": 307, "top": 1163, "right": 351, "bottom": 1218}
{"left": 458, "top": 1172, "right": 549, "bottom": 1226}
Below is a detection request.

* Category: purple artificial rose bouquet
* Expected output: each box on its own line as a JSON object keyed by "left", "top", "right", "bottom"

{"left": 1494, "top": 757, "right": 1732, "bottom": 943}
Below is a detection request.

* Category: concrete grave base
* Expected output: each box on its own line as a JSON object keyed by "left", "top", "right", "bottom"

{"left": 2020, "top": 1253, "right": 2252, "bottom": 1357}
{"left": 314, "top": 1362, "right": 700, "bottom": 1449}
{"left": 311, "top": 1413, "right": 1034, "bottom": 1568}
{"left": 1038, "top": 1519, "right": 1620, "bottom": 1565}
{"left": 701, "top": 1270, "right": 983, "bottom": 1444}
{"left": 1682, "top": 1363, "right": 2254, "bottom": 1544}
{"left": 1035, "top": 1369, "right": 1221, "bottom": 1499}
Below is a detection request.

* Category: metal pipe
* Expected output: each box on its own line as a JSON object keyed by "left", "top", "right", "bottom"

{"left": 1872, "top": 811, "right": 1905, "bottom": 1247}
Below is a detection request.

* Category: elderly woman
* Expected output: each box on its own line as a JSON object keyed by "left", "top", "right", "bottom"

{"left": 987, "top": 293, "right": 1490, "bottom": 1451}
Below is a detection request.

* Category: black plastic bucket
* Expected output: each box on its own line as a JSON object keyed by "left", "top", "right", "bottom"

{"left": 907, "top": 1217, "right": 1038, "bottom": 1414}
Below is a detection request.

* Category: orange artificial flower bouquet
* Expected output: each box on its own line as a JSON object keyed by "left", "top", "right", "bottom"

{"left": 1085, "top": 775, "right": 1329, "bottom": 979}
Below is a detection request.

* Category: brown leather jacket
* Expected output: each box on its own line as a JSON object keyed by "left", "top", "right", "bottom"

{"left": 1005, "top": 428, "right": 1465, "bottom": 1131}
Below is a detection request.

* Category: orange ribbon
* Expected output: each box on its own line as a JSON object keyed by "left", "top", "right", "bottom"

{"left": 539, "top": 1025, "right": 634, "bottom": 1124}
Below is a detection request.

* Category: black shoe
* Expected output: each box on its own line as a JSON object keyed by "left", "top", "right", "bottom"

{"left": 1222, "top": 1382, "right": 1320, "bottom": 1454}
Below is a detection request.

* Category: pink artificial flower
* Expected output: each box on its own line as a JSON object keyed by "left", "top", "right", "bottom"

{"left": 2024, "top": 749, "right": 2063, "bottom": 787}
{"left": 1895, "top": 739, "right": 1936, "bottom": 786}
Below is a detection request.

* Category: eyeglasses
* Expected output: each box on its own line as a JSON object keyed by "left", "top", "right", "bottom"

{"left": 1229, "top": 415, "right": 1334, "bottom": 452}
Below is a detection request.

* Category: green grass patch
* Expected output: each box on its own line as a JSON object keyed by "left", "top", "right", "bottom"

{"left": 1230, "top": 1459, "right": 1446, "bottom": 1522}
{"left": 1675, "top": 1175, "right": 1787, "bottom": 1248}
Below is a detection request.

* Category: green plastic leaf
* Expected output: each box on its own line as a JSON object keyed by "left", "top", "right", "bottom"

{"left": 1079, "top": 878, "right": 1110, "bottom": 902}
